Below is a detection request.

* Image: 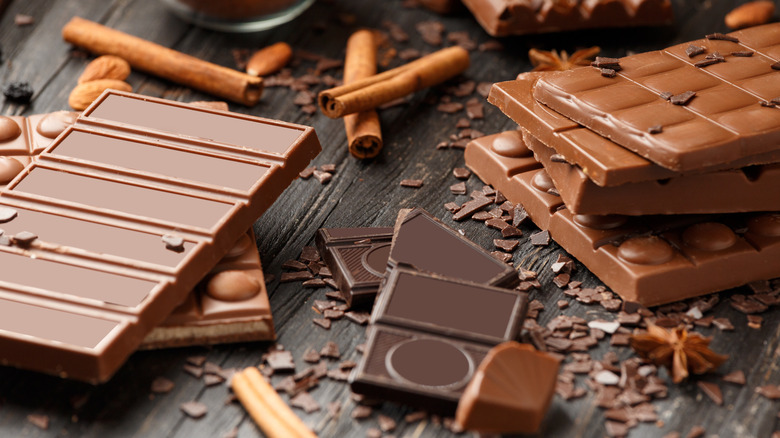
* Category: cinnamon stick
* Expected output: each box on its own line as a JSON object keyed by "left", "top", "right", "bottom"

{"left": 343, "top": 30, "right": 382, "bottom": 159}
{"left": 231, "top": 367, "right": 317, "bottom": 438}
{"left": 318, "top": 46, "right": 469, "bottom": 118}
{"left": 62, "top": 17, "right": 263, "bottom": 106}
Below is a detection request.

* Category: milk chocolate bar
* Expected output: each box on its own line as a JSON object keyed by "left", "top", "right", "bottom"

{"left": 350, "top": 267, "right": 528, "bottom": 413}
{"left": 491, "top": 75, "right": 780, "bottom": 187}
{"left": 533, "top": 24, "right": 780, "bottom": 172}
{"left": 525, "top": 130, "right": 780, "bottom": 215}
{"left": 315, "top": 227, "right": 394, "bottom": 308}
{"left": 461, "top": 0, "right": 672, "bottom": 37}
{"left": 142, "top": 229, "right": 275, "bottom": 349}
{"left": 465, "top": 132, "right": 780, "bottom": 306}
{"left": 389, "top": 208, "right": 519, "bottom": 288}
{"left": 0, "top": 90, "right": 320, "bottom": 382}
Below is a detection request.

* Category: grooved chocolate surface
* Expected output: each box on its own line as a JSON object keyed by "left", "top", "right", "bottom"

{"left": 462, "top": 0, "right": 673, "bottom": 37}
{"left": 0, "top": 90, "right": 320, "bottom": 382}
{"left": 533, "top": 24, "right": 780, "bottom": 172}
{"left": 465, "top": 132, "right": 780, "bottom": 306}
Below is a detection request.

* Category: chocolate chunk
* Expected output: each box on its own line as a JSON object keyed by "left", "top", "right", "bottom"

{"left": 530, "top": 230, "right": 550, "bottom": 246}
{"left": 345, "top": 311, "right": 370, "bottom": 325}
{"left": 266, "top": 350, "right": 295, "bottom": 372}
{"left": 685, "top": 45, "right": 706, "bottom": 57}
{"left": 282, "top": 260, "right": 308, "bottom": 271}
{"left": 600, "top": 68, "right": 617, "bottom": 78}
{"left": 299, "top": 167, "right": 316, "bottom": 179}
{"left": 280, "top": 271, "right": 314, "bottom": 282}
{"left": 180, "top": 401, "right": 208, "bottom": 419}
{"left": 290, "top": 392, "right": 321, "bottom": 413}
{"left": 670, "top": 91, "right": 696, "bottom": 106}
{"left": 302, "top": 347, "right": 321, "bottom": 363}
{"left": 706, "top": 33, "right": 739, "bottom": 42}
{"left": 14, "top": 14, "right": 34, "bottom": 26}
{"left": 27, "top": 414, "right": 49, "bottom": 430}
{"left": 453, "top": 167, "right": 471, "bottom": 179}
{"left": 400, "top": 179, "right": 423, "bottom": 188}
{"left": 319, "top": 163, "right": 336, "bottom": 173}
{"left": 351, "top": 405, "right": 373, "bottom": 419}
{"left": 319, "top": 341, "right": 340, "bottom": 359}
{"left": 697, "top": 381, "right": 723, "bottom": 405}
{"left": 694, "top": 58, "right": 721, "bottom": 68}
{"left": 162, "top": 234, "right": 185, "bottom": 252}
{"left": 203, "top": 374, "right": 225, "bottom": 387}
{"left": 0, "top": 207, "right": 17, "bottom": 223}
{"left": 591, "top": 57, "right": 621, "bottom": 69}
{"left": 312, "top": 318, "right": 331, "bottom": 329}
{"left": 494, "top": 239, "right": 519, "bottom": 252}
{"left": 453, "top": 196, "right": 492, "bottom": 221}
{"left": 732, "top": 50, "right": 754, "bottom": 57}
{"left": 313, "top": 170, "right": 332, "bottom": 184}
{"left": 13, "top": 231, "right": 37, "bottom": 246}
{"left": 757, "top": 385, "right": 780, "bottom": 399}
{"left": 416, "top": 20, "right": 445, "bottom": 46}
{"left": 648, "top": 125, "right": 663, "bottom": 134}
{"left": 151, "top": 376, "right": 175, "bottom": 393}
{"left": 722, "top": 370, "right": 746, "bottom": 385}
{"left": 450, "top": 182, "right": 467, "bottom": 195}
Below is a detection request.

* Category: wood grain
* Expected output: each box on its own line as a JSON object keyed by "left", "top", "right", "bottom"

{"left": 0, "top": 0, "right": 777, "bottom": 437}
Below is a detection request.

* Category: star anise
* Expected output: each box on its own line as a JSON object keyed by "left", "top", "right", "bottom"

{"left": 630, "top": 324, "right": 728, "bottom": 384}
{"left": 529, "top": 46, "right": 601, "bottom": 72}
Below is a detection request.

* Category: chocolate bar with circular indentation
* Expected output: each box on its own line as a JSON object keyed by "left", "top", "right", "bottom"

{"left": 533, "top": 24, "right": 780, "bottom": 172}
{"left": 465, "top": 131, "right": 780, "bottom": 306}
{"left": 462, "top": 0, "right": 673, "bottom": 37}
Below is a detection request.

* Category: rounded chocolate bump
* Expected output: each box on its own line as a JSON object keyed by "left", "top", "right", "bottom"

{"left": 0, "top": 117, "right": 21, "bottom": 142}
{"left": 36, "top": 111, "right": 78, "bottom": 139}
{"left": 387, "top": 338, "right": 472, "bottom": 389}
{"left": 225, "top": 232, "right": 253, "bottom": 258}
{"left": 617, "top": 236, "right": 675, "bottom": 265}
{"left": 206, "top": 269, "right": 262, "bottom": 301}
{"left": 573, "top": 214, "right": 628, "bottom": 230}
{"left": 490, "top": 131, "right": 530, "bottom": 158}
{"left": 531, "top": 169, "right": 555, "bottom": 193}
{"left": 682, "top": 222, "right": 736, "bottom": 251}
{"left": 748, "top": 213, "right": 780, "bottom": 237}
{"left": 0, "top": 157, "right": 25, "bottom": 184}
{"left": 362, "top": 243, "right": 391, "bottom": 277}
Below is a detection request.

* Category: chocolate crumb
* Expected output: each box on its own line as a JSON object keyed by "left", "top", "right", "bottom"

{"left": 648, "top": 125, "right": 663, "bottom": 134}
{"left": 591, "top": 57, "right": 621, "bottom": 69}
{"left": 659, "top": 91, "right": 674, "bottom": 101}
{"left": 697, "top": 381, "right": 723, "bottom": 405}
{"left": 450, "top": 182, "right": 467, "bottom": 195}
{"left": 416, "top": 20, "right": 445, "bottom": 46}
{"left": 180, "top": 401, "right": 208, "bottom": 419}
{"left": 352, "top": 405, "right": 373, "bottom": 419}
{"left": 151, "top": 377, "right": 175, "bottom": 394}
{"left": 312, "top": 318, "right": 331, "bottom": 329}
{"left": 479, "top": 40, "right": 504, "bottom": 52}
{"left": 378, "top": 414, "right": 397, "bottom": 432}
{"left": 327, "top": 401, "right": 342, "bottom": 418}
{"left": 400, "top": 179, "right": 424, "bottom": 188}
{"left": 266, "top": 350, "right": 295, "bottom": 372}
{"left": 722, "top": 370, "right": 745, "bottom": 385}
{"left": 161, "top": 234, "right": 185, "bottom": 252}
{"left": 302, "top": 347, "right": 321, "bottom": 363}
{"left": 27, "top": 414, "right": 49, "bottom": 430}
{"left": 313, "top": 170, "right": 332, "bottom": 184}
{"left": 345, "top": 311, "right": 370, "bottom": 325}
{"left": 282, "top": 259, "right": 308, "bottom": 271}
{"left": 320, "top": 163, "right": 336, "bottom": 173}
{"left": 694, "top": 58, "right": 721, "bottom": 68}
{"left": 732, "top": 50, "right": 754, "bottom": 57}
{"left": 670, "top": 91, "right": 696, "bottom": 106}
{"left": 187, "top": 355, "right": 207, "bottom": 367}
{"left": 320, "top": 341, "right": 340, "bottom": 359}
{"left": 203, "top": 374, "right": 225, "bottom": 387}
{"left": 453, "top": 167, "right": 471, "bottom": 179}
{"left": 280, "top": 271, "right": 314, "bottom": 282}
{"left": 14, "top": 14, "right": 34, "bottom": 26}
{"left": 290, "top": 392, "right": 321, "bottom": 413}
{"left": 600, "top": 68, "right": 617, "bottom": 78}
{"left": 13, "top": 231, "right": 37, "bottom": 246}
{"left": 757, "top": 385, "right": 780, "bottom": 399}
{"left": 530, "top": 230, "right": 551, "bottom": 246}
{"left": 437, "top": 101, "right": 464, "bottom": 114}
{"left": 494, "top": 239, "right": 519, "bottom": 252}
{"left": 685, "top": 45, "right": 706, "bottom": 57}
{"left": 706, "top": 33, "right": 739, "bottom": 43}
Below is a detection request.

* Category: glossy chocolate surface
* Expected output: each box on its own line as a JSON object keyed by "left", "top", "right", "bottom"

{"left": 533, "top": 24, "right": 780, "bottom": 172}
{"left": 0, "top": 90, "right": 319, "bottom": 382}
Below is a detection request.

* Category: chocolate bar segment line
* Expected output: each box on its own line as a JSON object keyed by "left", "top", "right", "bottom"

{"left": 490, "top": 75, "right": 780, "bottom": 187}
{"left": 533, "top": 23, "right": 780, "bottom": 171}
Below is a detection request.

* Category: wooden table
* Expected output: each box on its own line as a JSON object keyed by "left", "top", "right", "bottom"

{"left": 0, "top": 0, "right": 778, "bottom": 437}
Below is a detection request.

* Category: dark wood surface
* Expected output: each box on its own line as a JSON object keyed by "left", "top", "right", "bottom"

{"left": 1, "top": 0, "right": 778, "bottom": 437}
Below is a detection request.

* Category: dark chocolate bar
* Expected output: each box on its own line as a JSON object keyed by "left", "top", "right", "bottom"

{"left": 533, "top": 24, "right": 780, "bottom": 172}
{"left": 465, "top": 131, "right": 780, "bottom": 306}
{"left": 461, "top": 0, "right": 673, "bottom": 37}
{"left": 388, "top": 208, "right": 519, "bottom": 288}
{"left": 350, "top": 267, "right": 528, "bottom": 413}
{"left": 315, "top": 227, "right": 394, "bottom": 308}
{"left": 0, "top": 90, "right": 319, "bottom": 382}
{"left": 141, "top": 229, "right": 275, "bottom": 349}
{"left": 490, "top": 74, "right": 780, "bottom": 187}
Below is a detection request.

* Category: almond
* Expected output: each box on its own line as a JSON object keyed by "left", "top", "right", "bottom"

{"left": 68, "top": 79, "right": 132, "bottom": 110}
{"left": 725, "top": 1, "right": 775, "bottom": 30}
{"left": 77, "top": 55, "right": 131, "bottom": 84}
{"left": 246, "top": 42, "right": 293, "bottom": 77}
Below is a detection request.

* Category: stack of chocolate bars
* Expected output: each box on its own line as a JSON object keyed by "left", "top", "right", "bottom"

{"left": 317, "top": 208, "right": 559, "bottom": 432}
{"left": 467, "top": 23, "right": 780, "bottom": 307}
{"left": 0, "top": 90, "right": 320, "bottom": 382}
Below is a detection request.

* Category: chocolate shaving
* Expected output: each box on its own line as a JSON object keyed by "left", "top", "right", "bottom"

{"left": 659, "top": 91, "right": 674, "bottom": 101}
{"left": 670, "top": 91, "right": 696, "bottom": 106}
{"left": 27, "top": 414, "right": 49, "bottom": 430}
{"left": 312, "top": 318, "right": 331, "bottom": 329}
{"left": 290, "top": 392, "right": 321, "bottom": 413}
{"left": 180, "top": 401, "right": 208, "bottom": 419}
{"left": 694, "top": 58, "right": 721, "bottom": 68}
{"left": 266, "top": 350, "right": 295, "bottom": 372}
{"left": 453, "top": 167, "right": 471, "bottom": 179}
{"left": 400, "top": 179, "right": 423, "bottom": 188}
{"left": 591, "top": 57, "right": 621, "bottom": 69}
{"left": 731, "top": 50, "right": 754, "bottom": 57}
{"left": 697, "top": 381, "right": 723, "bottom": 405}
{"left": 648, "top": 125, "right": 663, "bottom": 134}
{"left": 280, "top": 271, "right": 314, "bottom": 282}
{"left": 685, "top": 45, "right": 706, "bottom": 57}
{"left": 706, "top": 33, "right": 739, "bottom": 43}
{"left": 530, "top": 230, "right": 550, "bottom": 246}
{"left": 600, "top": 68, "right": 617, "bottom": 78}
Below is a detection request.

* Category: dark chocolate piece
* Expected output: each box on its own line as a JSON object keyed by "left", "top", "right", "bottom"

{"left": 315, "top": 227, "right": 394, "bottom": 308}
{"left": 460, "top": 0, "right": 673, "bottom": 37}
{"left": 533, "top": 24, "right": 780, "bottom": 172}
{"left": 389, "top": 208, "right": 519, "bottom": 288}
{"left": 350, "top": 268, "right": 527, "bottom": 414}
{"left": 0, "top": 90, "right": 320, "bottom": 382}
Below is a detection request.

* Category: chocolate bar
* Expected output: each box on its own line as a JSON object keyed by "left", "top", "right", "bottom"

{"left": 0, "top": 90, "right": 319, "bottom": 382}
{"left": 141, "top": 229, "right": 275, "bottom": 349}
{"left": 350, "top": 267, "right": 528, "bottom": 413}
{"left": 315, "top": 227, "right": 394, "bottom": 308}
{"left": 461, "top": 0, "right": 673, "bottom": 37}
{"left": 533, "top": 24, "right": 780, "bottom": 172}
{"left": 490, "top": 75, "right": 780, "bottom": 187}
{"left": 524, "top": 130, "right": 780, "bottom": 215}
{"left": 465, "top": 131, "right": 780, "bottom": 306}
{"left": 389, "top": 208, "right": 519, "bottom": 288}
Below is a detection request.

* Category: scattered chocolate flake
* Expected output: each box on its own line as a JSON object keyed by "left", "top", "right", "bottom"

{"left": 697, "top": 381, "right": 723, "bottom": 405}
{"left": 404, "top": 411, "right": 427, "bottom": 423}
{"left": 465, "top": 98, "right": 484, "bottom": 119}
{"left": 448, "top": 31, "right": 476, "bottom": 50}
{"left": 377, "top": 414, "right": 397, "bottom": 432}
{"left": 323, "top": 309, "right": 344, "bottom": 320}
{"left": 443, "top": 202, "right": 461, "bottom": 213}
{"left": 494, "top": 239, "right": 519, "bottom": 252}
{"left": 455, "top": 118, "right": 471, "bottom": 129}
{"left": 180, "top": 401, "right": 208, "bottom": 419}
{"left": 706, "top": 33, "right": 739, "bottom": 43}
{"left": 600, "top": 68, "right": 617, "bottom": 78}
{"left": 757, "top": 385, "right": 780, "bottom": 399}
{"left": 660, "top": 91, "right": 674, "bottom": 101}
{"left": 313, "top": 170, "right": 332, "bottom": 184}
{"left": 280, "top": 271, "right": 314, "bottom": 282}
{"left": 3, "top": 81, "right": 34, "bottom": 103}
{"left": 14, "top": 14, "right": 34, "bottom": 26}
{"left": 694, "top": 58, "right": 721, "bottom": 68}
{"left": 453, "top": 196, "right": 491, "bottom": 221}
{"left": 722, "top": 370, "right": 745, "bottom": 385}
{"left": 319, "top": 164, "right": 336, "bottom": 173}
{"left": 436, "top": 101, "right": 464, "bottom": 113}
{"left": 491, "top": 251, "right": 512, "bottom": 263}
{"left": 13, "top": 231, "right": 37, "bottom": 246}
{"left": 453, "top": 167, "right": 471, "bottom": 179}
{"left": 351, "top": 405, "right": 373, "bottom": 419}
{"left": 203, "top": 361, "right": 222, "bottom": 375}
{"left": 320, "top": 341, "right": 340, "bottom": 359}
{"left": 366, "top": 428, "right": 382, "bottom": 438}
{"left": 290, "top": 392, "right": 321, "bottom": 413}
{"left": 648, "top": 125, "right": 663, "bottom": 134}
{"left": 203, "top": 374, "right": 225, "bottom": 387}
{"left": 324, "top": 289, "right": 344, "bottom": 300}
{"left": 151, "top": 376, "right": 175, "bottom": 394}
{"left": 416, "top": 20, "right": 445, "bottom": 46}
{"left": 345, "top": 311, "right": 370, "bottom": 325}
{"left": 485, "top": 218, "right": 510, "bottom": 231}
{"left": 293, "top": 90, "right": 315, "bottom": 106}
{"left": 747, "top": 314, "right": 763, "bottom": 329}
{"left": 705, "top": 51, "right": 725, "bottom": 62}
{"left": 447, "top": 80, "right": 477, "bottom": 97}
{"left": 266, "top": 350, "right": 295, "bottom": 372}
{"left": 479, "top": 40, "right": 503, "bottom": 52}
{"left": 327, "top": 401, "right": 342, "bottom": 418}
{"left": 382, "top": 20, "right": 409, "bottom": 42}
{"left": 591, "top": 57, "right": 621, "bottom": 69}
{"left": 685, "top": 45, "right": 706, "bottom": 57}
{"left": 530, "top": 230, "right": 551, "bottom": 246}
{"left": 186, "top": 355, "right": 207, "bottom": 367}
{"left": 732, "top": 50, "right": 754, "bottom": 57}
{"left": 0, "top": 207, "right": 16, "bottom": 223}
{"left": 327, "top": 367, "right": 351, "bottom": 381}
{"left": 301, "top": 104, "right": 317, "bottom": 115}
{"left": 302, "top": 278, "right": 326, "bottom": 288}
{"left": 400, "top": 179, "right": 424, "bottom": 188}
{"left": 449, "top": 182, "right": 467, "bottom": 195}
{"left": 712, "top": 317, "right": 734, "bottom": 331}
{"left": 298, "top": 166, "right": 316, "bottom": 179}
{"left": 222, "top": 428, "right": 239, "bottom": 438}
{"left": 312, "top": 318, "right": 331, "bottom": 329}
{"left": 772, "top": 62, "right": 780, "bottom": 70}
{"left": 670, "top": 91, "right": 696, "bottom": 106}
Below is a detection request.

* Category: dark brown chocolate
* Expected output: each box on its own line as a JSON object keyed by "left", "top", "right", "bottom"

{"left": 461, "top": 0, "right": 672, "bottom": 37}
{"left": 389, "top": 208, "right": 519, "bottom": 288}
{"left": 315, "top": 227, "right": 394, "bottom": 308}
{"left": 0, "top": 90, "right": 320, "bottom": 382}
{"left": 350, "top": 267, "right": 528, "bottom": 413}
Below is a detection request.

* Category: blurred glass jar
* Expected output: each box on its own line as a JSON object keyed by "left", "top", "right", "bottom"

{"left": 161, "top": 0, "right": 315, "bottom": 32}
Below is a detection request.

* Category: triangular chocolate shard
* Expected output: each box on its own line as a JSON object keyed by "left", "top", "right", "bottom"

{"left": 455, "top": 342, "right": 560, "bottom": 434}
{"left": 388, "top": 208, "right": 519, "bottom": 288}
